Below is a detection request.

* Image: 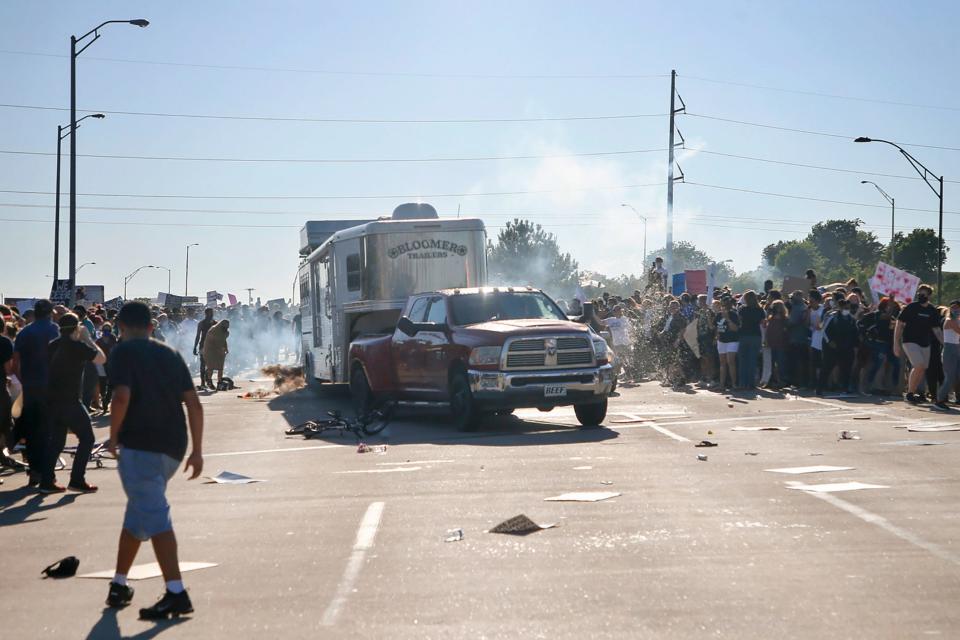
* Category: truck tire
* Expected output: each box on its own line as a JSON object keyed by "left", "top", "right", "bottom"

{"left": 574, "top": 399, "right": 608, "bottom": 428}
{"left": 350, "top": 366, "right": 375, "bottom": 417}
{"left": 449, "top": 372, "right": 480, "bottom": 431}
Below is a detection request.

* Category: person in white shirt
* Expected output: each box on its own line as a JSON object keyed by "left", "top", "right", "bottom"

{"left": 935, "top": 300, "right": 960, "bottom": 410}
{"left": 603, "top": 305, "right": 632, "bottom": 380}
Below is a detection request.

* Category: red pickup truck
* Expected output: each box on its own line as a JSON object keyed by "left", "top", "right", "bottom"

{"left": 348, "top": 287, "right": 614, "bottom": 429}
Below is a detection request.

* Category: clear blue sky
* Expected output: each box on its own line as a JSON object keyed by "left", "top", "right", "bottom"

{"left": 1, "top": 0, "right": 957, "bottom": 301}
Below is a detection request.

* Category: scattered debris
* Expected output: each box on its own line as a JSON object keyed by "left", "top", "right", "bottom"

{"left": 731, "top": 426, "right": 789, "bottom": 431}
{"left": 79, "top": 562, "right": 218, "bottom": 580}
{"left": 261, "top": 364, "right": 306, "bottom": 393}
{"left": 745, "top": 452, "right": 759, "bottom": 456}
{"left": 787, "top": 481, "right": 889, "bottom": 493}
{"left": 838, "top": 430, "right": 861, "bottom": 440}
{"left": 697, "top": 454, "right": 708, "bottom": 462}
{"left": 907, "top": 423, "right": 960, "bottom": 432}
{"left": 357, "top": 443, "right": 388, "bottom": 454}
{"left": 707, "top": 430, "right": 714, "bottom": 435}
{"left": 445, "top": 528, "right": 464, "bottom": 542}
{"left": 695, "top": 440, "right": 718, "bottom": 448}
{"left": 205, "top": 471, "right": 265, "bottom": 484}
{"left": 882, "top": 440, "right": 947, "bottom": 447}
{"left": 488, "top": 514, "right": 557, "bottom": 535}
{"left": 42, "top": 556, "right": 79, "bottom": 579}
{"left": 600, "top": 480, "right": 614, "bottom": 485}
{"left": 238, "top": 388, "right": 273, "bottom": 399}
{"left": 766, "top": 465, "right": 855, "bottom": 475}
{"left": 544, "top": 491, "right": 620, "bottom": 502}
{"left": 727, "top": 403, "right": 734, "bottom": 408}
{"left": 572, "top": 465, "right": 593, "bottom": 470}
{"left": 852, "top": 416, "right": 872, "bottom": 421}
{"left": 809, "top": 453, "right": 824, "bottom": 457}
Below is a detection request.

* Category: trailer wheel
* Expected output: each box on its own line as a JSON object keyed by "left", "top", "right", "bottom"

{"left": 449, "top": 372, "right": 480, "bottom": 431}
{"left": 574, "top": 399, "right": 608, "bottom": 428}
{"left": 350, "top": 366, "right": 375, "bottom": 416}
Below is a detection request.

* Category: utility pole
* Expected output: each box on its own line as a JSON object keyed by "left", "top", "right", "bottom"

{"left": 665, "top": 69, "right": 685, "bottom": 287}
{"left": 245, "top": 288, "right": 255, "bottom": 305}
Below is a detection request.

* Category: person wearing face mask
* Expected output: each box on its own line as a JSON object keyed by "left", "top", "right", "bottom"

{"left": 807, "top": 290, "right": 825, "bottom": 390}
{"left": 934, "top": 301, "right": 960, "bottom": 410}
{"left": 818, "top": 298, "right": 858, "bottom": 396}
{"left": 860, "top": 298, "right": 899, "bottom": 395}
{"left": 894, "top": 285, "right": 943, "bottom": 405}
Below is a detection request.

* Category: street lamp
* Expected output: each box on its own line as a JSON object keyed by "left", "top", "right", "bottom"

{"left": 185, "top": 243, "right": 199, "bottom": 296}
{"left": 123, "top": 265, "right": 156, "bottom": 299}
{"left": 156, "top": 266, "right": 172, "bottom": 294}
{"left": 620, "top": 203, "right": 648, "bottom": 269}
{"left": 860, "top": 180, "right": 896, "bottom": 266}
{"left": 855, "top": 136, "right": 944, "bottom": 302}
{"left": 76, "top": 261, "right": 96, "bottom": 274}
{"left": 69, "top": 18, "right": 149, "bottom": 305}
{"left": 54, "top": 114, "right": 104, "bottom": 282}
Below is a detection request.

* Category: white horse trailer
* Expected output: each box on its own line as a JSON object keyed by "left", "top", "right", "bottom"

{"left": 297, "top": 203, "right": 487, "bottom": 385}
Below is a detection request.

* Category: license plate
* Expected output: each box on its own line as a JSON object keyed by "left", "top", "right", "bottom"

{"left": 544, "top": 385, "right": 567, "bottom": 398}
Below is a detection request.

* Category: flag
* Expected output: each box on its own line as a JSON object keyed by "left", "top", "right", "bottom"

{"left": 227, "top": 293, "right": 238, "bottom": 306}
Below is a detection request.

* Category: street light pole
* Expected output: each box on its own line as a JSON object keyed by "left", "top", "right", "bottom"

{"left": 69, "top": 18, "right": 149, "bottom": 306}
{"left": 620, "top": 204, "right": 648, "bottom": 268}
{"left": 156, "top": 266, "right": 172, "bottom": 294}
{"left": 54, "top": 114, "right": 104, "bottom": 283}
{"left": 76, "top": 261, "right": 96, "bottom": 274}
{"left": 123, "top": 264, "right": 156, "bottom": 299}
{"left": 860, "top": 180, "right": 896, "bottom": 265}
{"left": 855, "top": 137, "right": 945, "bottom": 302}
{"left": 185, "top": 243, "right": 199, "bottom": 296}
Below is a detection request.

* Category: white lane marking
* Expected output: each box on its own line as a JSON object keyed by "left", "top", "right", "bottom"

{"left": 322, "top": 501, "right": 385, "bottom": 627}
{"left": 375, "top": 459, "right": 454, "bottom": 466}
{"left": 647, "top": 424, "right": 691, "bottom": 442}
{"left": 205, "top": 444, "right": 344, "bottom": 458}
{"left": 335, "top": 466, "right": 422, "bottom": 474}
{"left": 801, "top": 490, "right": 960, "bottom": 568}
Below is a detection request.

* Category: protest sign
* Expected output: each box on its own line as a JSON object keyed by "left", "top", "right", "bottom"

{"left": 671, "top": 273, "right": 686, "bottom": 296}
{"left": 76, "top": 285, "right": 104, "bottom": 306}
{"left": 871, "top": 262, "right": 920, "bottom": 303}
{"left": 50, "top": 279, "right": 72, "bottom": 305}
{"left": 206, "top": 290, "right": 223, "bottom": 307}
{"left": 159, "top": 292, "right": 185, "bottom": 308}
{"left": 782, "top": 275, "right": 809, "bottom": 296}
{"left": 684, "top": 270, "right": 707, "bottom": 295}
{"left": 104, "top": 297, "right": 124, "bottom": 311}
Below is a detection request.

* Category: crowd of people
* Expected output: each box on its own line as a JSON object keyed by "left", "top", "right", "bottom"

{"left": 563, "top": 266, "right": 960, "bottom": 410}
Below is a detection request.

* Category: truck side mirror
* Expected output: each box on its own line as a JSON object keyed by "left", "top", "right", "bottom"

{"left": 397, "top": 316, "right": 418, "bottom": 337}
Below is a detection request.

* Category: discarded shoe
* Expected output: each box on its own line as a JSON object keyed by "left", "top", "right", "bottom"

{"left": 42, "top": 556, "right": 79, "bottom": 578}
{"left": 694, "top": 440, "right": 718, "bottom": 448}
{"left": 139, "top": 589, "right": 194, "bottom": 620}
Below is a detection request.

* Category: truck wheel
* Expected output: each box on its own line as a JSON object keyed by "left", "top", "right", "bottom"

{"left": 574, "top": 399, "right": 608, "bottom": 428}
{"left": 350, "top": 366, "right": 375, "bottom": 416}
{"left": 449, "top": 372, "right": 480, "bottom": 431}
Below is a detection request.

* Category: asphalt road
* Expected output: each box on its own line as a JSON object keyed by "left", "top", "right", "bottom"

{"left": 3, "top": 377, "right": 960, "bottom": 639}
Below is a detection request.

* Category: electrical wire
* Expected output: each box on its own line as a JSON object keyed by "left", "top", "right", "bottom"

{"left": 0, "top": 147, "right": 667, "bottom": 164}
{"left": 0, "top": 102, "right": 667, "bottom": 124}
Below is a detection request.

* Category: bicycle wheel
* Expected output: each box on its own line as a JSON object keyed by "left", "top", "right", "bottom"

{"left": 362, "top": 403, "right": 394, "bottom": 435}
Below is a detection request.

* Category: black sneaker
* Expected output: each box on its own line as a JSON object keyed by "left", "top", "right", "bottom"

{"left": 106, "top": 582, "right": 134, "bottom": 608}
{"left": 906, "top": 393, "right": 921, "bottom": 405}
{"left": 934, "top": 401, "right": 951, "bottom": 411}
{"left": 139, "top": 590, "right": 193, "bottom": 620}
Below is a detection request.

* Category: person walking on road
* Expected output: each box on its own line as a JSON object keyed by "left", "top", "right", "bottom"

{"left": 106, "top": 301, "right": 204, "bottom": 619}
{"left": 895, "top": 284, "right": 943, "bottom": 405}
{"left": 818, "top": 298, "right": 858, "bottom": 396}
{"left": 935, "top": 300, "right": 960, "bottom": 411}
{"left": 44, "top": 313, "right": 105, "bottom": 493}
{"left": 193, "top": 308, "right": 216, "bottom": 390}
{"left": 201, "top": 319, "right": 229, "bottom": 392}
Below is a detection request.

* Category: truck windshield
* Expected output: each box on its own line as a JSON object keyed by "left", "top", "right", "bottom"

{"left": 449, "top": 292, "right": 568, "bottom": 326}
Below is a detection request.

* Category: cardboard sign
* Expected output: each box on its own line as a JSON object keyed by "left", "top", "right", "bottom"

{"left": 871, "top": 262, "right": 920, "bottom": 303}
{"left": 159, "top": 292, "right": 185, "bottom": 308}
{"left": 104, "top": 296, "right": 124, "bottom": 311}
{"left": 75, "top": 285, "right": 104, "bottom": 307}
{"left": 671, "top": 273, "right": 686, "bottom": 296}
{"left": 50, "top": 279, "right": 73, "bottom": 305}
{"left": 684, "top": 270, "right": 707, "bottom": 295}
{"left": 206, "top": 290, "right": 222, "bottom": 307}
{"left": 781, "top": 276, "right": 809, "bottom": 296}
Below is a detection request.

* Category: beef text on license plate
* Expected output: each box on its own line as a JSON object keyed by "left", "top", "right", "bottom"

{"left": 544, "top": 385, "right": 567, "bottom": 398}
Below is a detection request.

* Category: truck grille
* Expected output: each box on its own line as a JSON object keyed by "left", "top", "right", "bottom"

{"left": 503, "top": 335, "right": 595, "bottom": 371}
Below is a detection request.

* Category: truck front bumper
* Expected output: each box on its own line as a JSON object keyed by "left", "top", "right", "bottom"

{"left": 468, "top": 364, "right": 614, "bottom": 408}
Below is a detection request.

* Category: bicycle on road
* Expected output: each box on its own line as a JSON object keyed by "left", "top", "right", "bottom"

{"left": 284, "top": 403, "right": 394, "bottom": 441}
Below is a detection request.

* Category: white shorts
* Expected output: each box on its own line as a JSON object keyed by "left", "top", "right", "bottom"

{"left": 717, "top": 341, "right": 739, "bottom": 355}
{"left": 902, "top": 342, "right": 930, "bottom": 369}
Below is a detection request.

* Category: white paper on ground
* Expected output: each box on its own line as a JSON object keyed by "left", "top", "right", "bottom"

{"left": 79, "top": 561, "right": 218, "bottom": 580}
{"left": 544, "top": 491, "right": 621, "bottom": 502}
{"left": 907, "top": 424, "right": 960, "bottom": 432}
{"left": 731, "top": 426, "right": 790, "bottom": 431}
{"left": 787, "top": 481, "right": 889, "bottom": 493}
{"left": 207, "top": 470, "right": 265, "bottom": 484}
{"left": 572, "top": 466, "right": 593, "bottom": 470}
{"left": 766, "top": 465, "right": 855, "bottom": 475}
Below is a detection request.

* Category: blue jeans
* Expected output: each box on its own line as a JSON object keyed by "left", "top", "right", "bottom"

{"left": 938, "top": 343, "right": 960, "bottom": 403}
{"left": 738, "top": 335, "right": 762, "bottom": 387}
{"left": 866, "top": 341, "right": 899, "bottom": 391}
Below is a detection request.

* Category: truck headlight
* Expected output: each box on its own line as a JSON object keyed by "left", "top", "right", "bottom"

{"left": 592, "top": 339, "right": 608, "bottom": 359}
{"left": 469, "top": 346, "right": 502, "bottom": 366}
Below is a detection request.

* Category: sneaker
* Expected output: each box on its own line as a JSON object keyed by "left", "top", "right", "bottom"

{"left": 106, "top": 582, "right": 135, "bottom": 608}
{"left": 906, "top": 393, "right": 921, "bottom": 405}
{"left": 68, "top": 481, "right": 98, "bottom": 493}
{"left": 934, "top": 401, "right": 951, "bottom": 411}
{"left": 139, "top": 589, "right": 193, "bottom": 620}
{"left": 38, "top": 483, "right": 66, "bottom": 494}
{"left": 27, "top": 473, "right": 40, "bottom": 488}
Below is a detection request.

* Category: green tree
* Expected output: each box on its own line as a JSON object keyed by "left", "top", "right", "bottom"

{"left": 773, "top": 240, "right": 822, "bottom": 277}
{"left": 487, "top": 219, "right": 580, "bottom": 297}
{"left": 892, "top": 228, "right": 948, "bottom": 282}
{"left": 806, "top": 219, "right": 883, "bottom": 268}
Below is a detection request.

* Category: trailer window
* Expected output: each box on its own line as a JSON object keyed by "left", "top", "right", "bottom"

{"left": 346, "top": 253, "right": 362, "bottom": 292}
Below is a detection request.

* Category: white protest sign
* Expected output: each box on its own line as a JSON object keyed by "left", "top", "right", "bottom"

{"left": 871, "top": 261, "right": 920, "bottom": 303}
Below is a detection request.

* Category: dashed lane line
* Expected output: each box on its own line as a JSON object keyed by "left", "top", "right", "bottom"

{"left": 321, "top": 501, "right": 385, "bottom": 627}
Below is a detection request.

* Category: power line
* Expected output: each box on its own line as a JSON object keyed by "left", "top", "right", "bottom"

{"left": 0, "top": 102, "right": 666, "bottom": 124}
{"left": 681, "top": 74, "right": 960, "bottom": 113}
{"left": 0, "top": 147, "right": 667, "bottom": 164}
{"left": 0, "top": 49, "right": 669, "bottom": 80}
{"left": 685, "top": 113, "right": 960, "bottom": 152}
{"left": 0, "top": 182, "right": 666, "bottom": 201}
{"left": 685, "top": 181, "right": 959, "bottom": 215}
